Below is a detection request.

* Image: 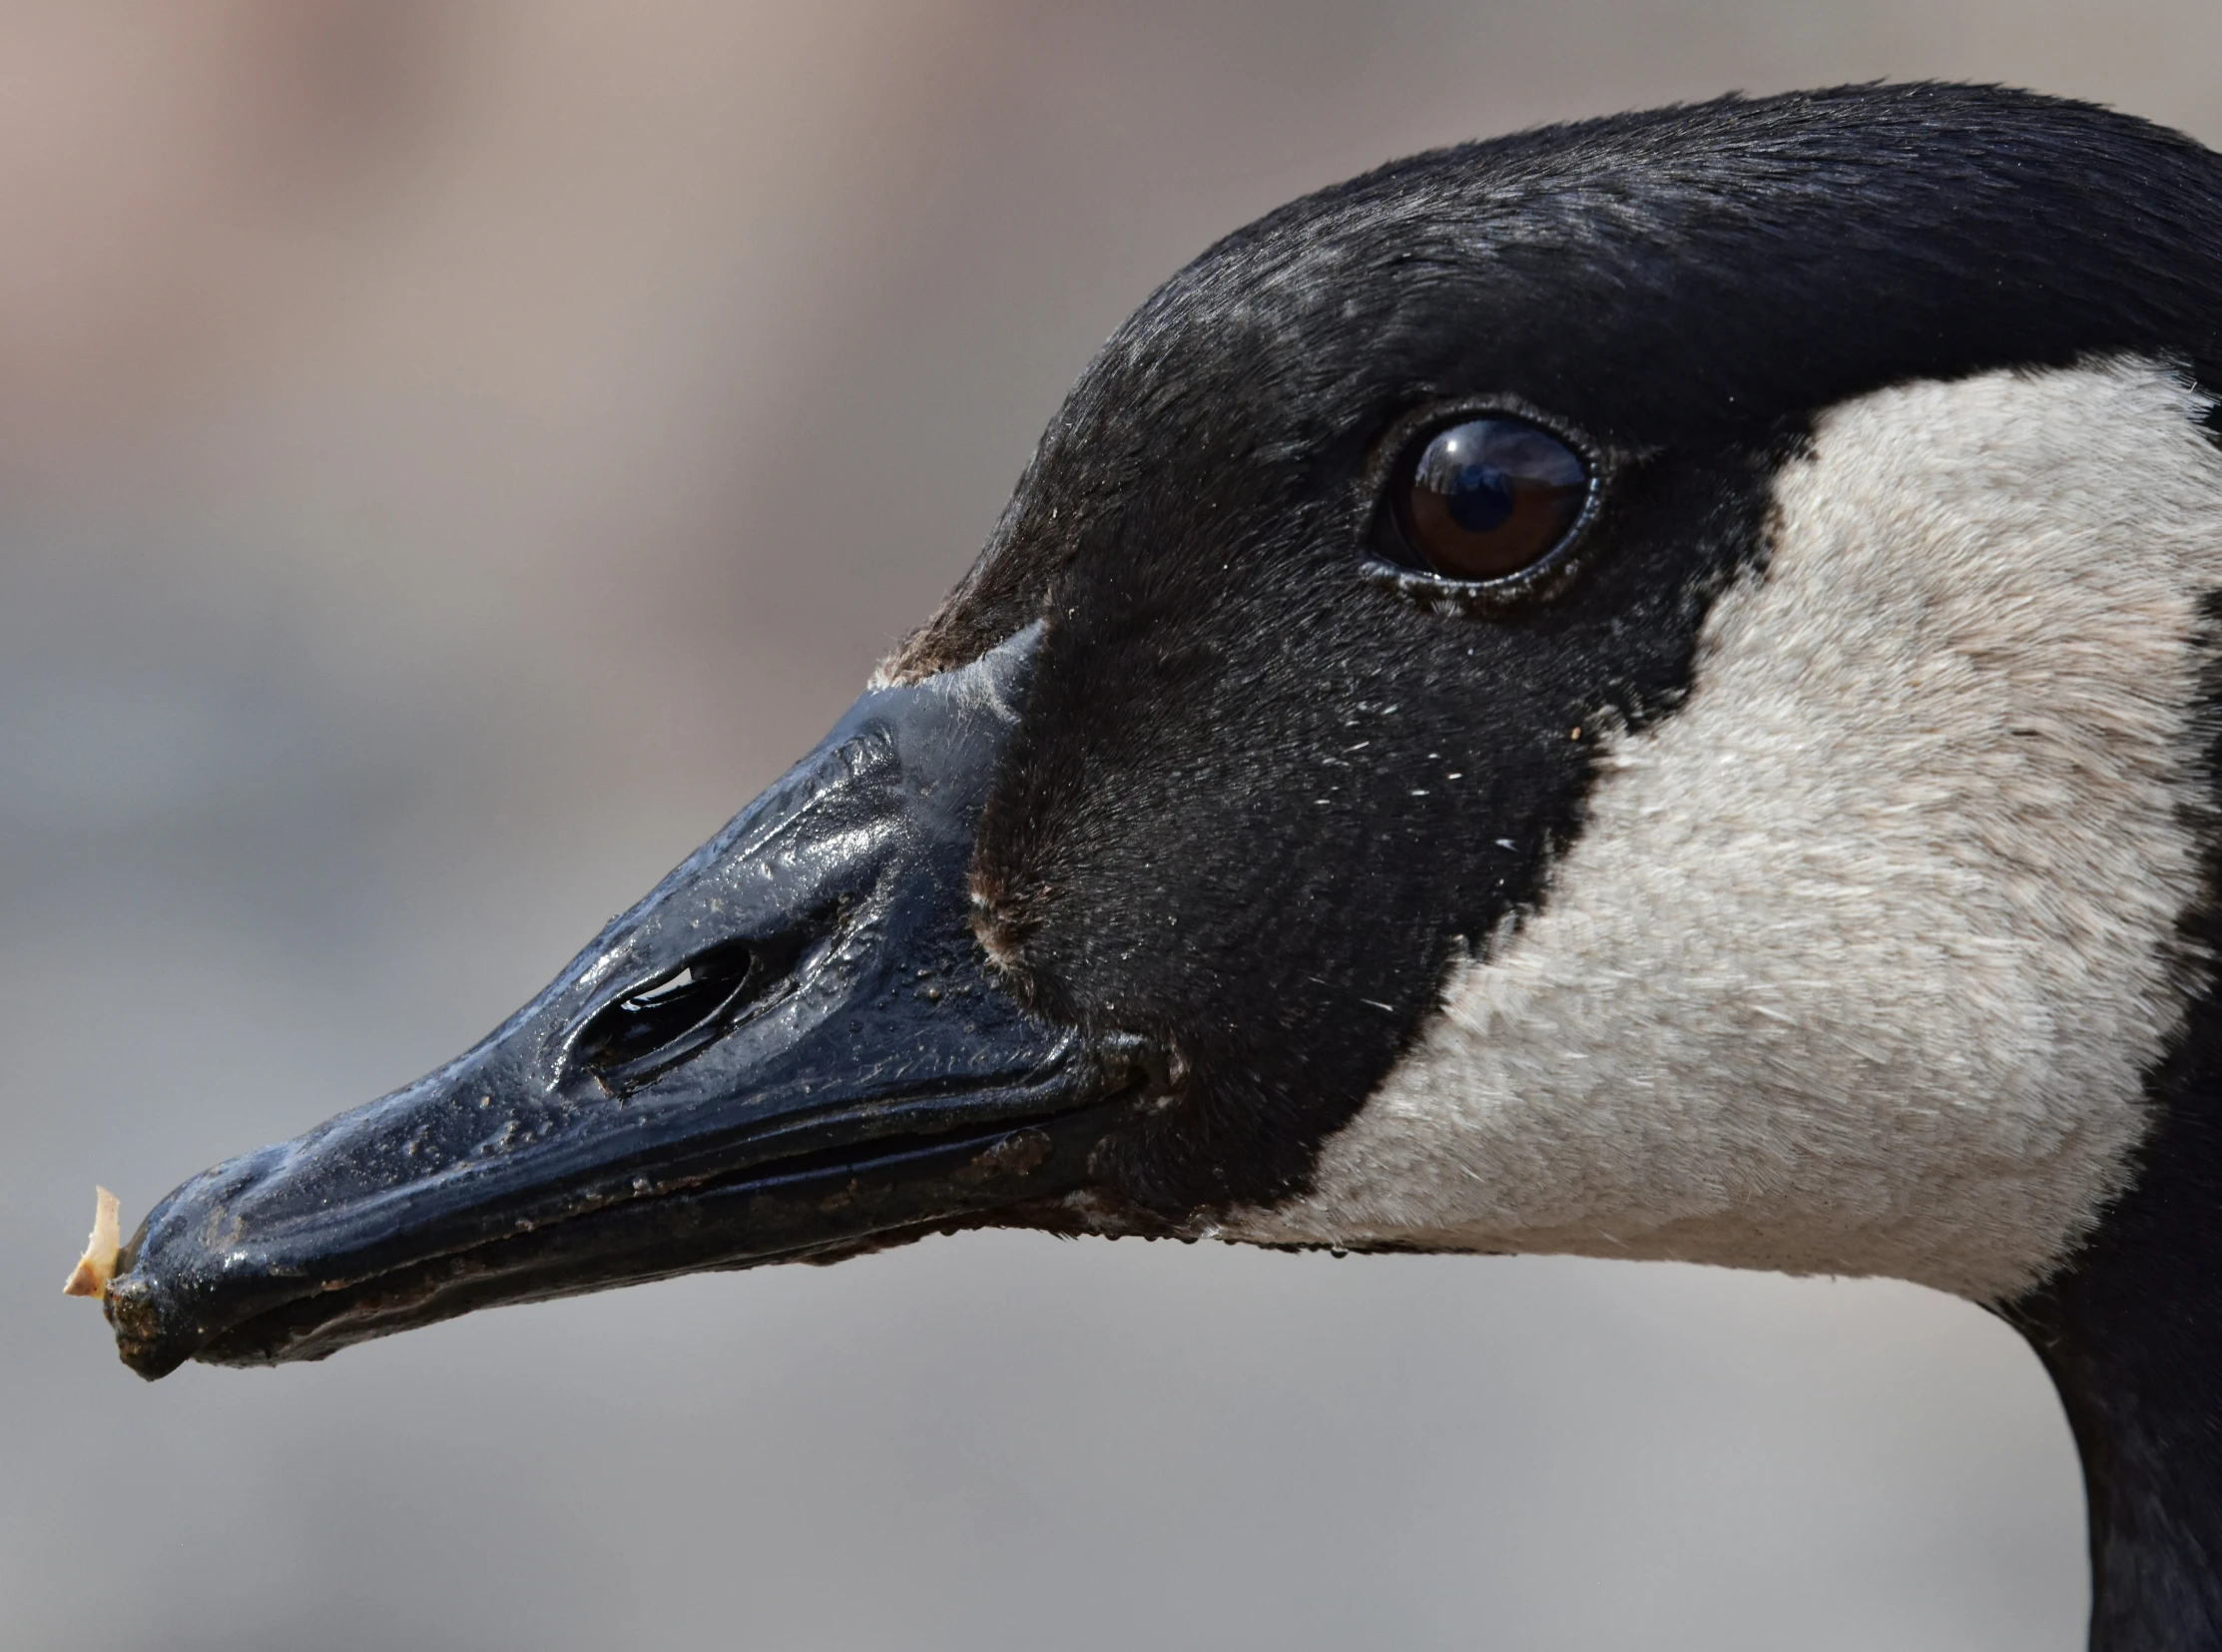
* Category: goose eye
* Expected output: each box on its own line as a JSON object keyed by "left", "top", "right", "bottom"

{"left": 1387, "top": 415, "right": 1588, "bottom": 581}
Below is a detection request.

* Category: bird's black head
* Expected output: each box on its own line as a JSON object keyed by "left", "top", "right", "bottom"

{"left": 104, "top": 84, "right": 2222, "bottom": 1376}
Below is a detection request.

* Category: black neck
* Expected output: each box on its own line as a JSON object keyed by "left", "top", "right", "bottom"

{"left": 2005, "top": 989, "right": 2222, "bottom": 1651}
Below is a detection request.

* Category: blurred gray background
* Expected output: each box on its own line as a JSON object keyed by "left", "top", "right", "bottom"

{"left": 8, "top": 4, "right": 2217, "bottom": 1648}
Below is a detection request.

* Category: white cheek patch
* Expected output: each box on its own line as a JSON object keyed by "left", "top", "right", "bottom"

{"left": 1227, "top": 358, "right": 2222, "bottom": 1301}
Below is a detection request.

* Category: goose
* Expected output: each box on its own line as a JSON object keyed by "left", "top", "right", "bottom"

{"left": 86, "top": 81, "right": 2222, "bottom": 1649}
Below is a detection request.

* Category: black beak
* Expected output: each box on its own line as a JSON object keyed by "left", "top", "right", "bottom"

{"left": 106, "top": 626, "right": 1151, "bottom": 1378}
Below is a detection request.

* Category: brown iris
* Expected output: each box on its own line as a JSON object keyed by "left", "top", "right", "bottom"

{"left": 1388, "top": 415, "right": 1588, "bottom": 580}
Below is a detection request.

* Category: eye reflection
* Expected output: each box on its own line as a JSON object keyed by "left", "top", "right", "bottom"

{"left": 1389, "top": 415, "right": 1588, "bottom": 581}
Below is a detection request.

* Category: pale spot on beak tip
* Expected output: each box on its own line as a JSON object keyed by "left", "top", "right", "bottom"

{"left": 63, "top": 1186, "right": 122, "bottom": 1301}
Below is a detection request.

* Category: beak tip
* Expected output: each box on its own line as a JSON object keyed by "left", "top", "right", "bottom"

{"left": 104, "top": 1270, "right": 189, "bottom": 1381}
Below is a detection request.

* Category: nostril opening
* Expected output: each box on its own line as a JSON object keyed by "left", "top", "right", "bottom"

{"left": 575, "top": 939, "right": 779, "bottom": 1090}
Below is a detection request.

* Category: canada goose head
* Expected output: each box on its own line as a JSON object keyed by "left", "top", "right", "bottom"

{"left": 100, "top": 83, "right": 2222, "bottom": 1647}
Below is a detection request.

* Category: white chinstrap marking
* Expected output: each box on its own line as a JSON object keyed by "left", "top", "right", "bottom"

{"left": 1227, "top": 358, "right": 2222, "bottom": 1301}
